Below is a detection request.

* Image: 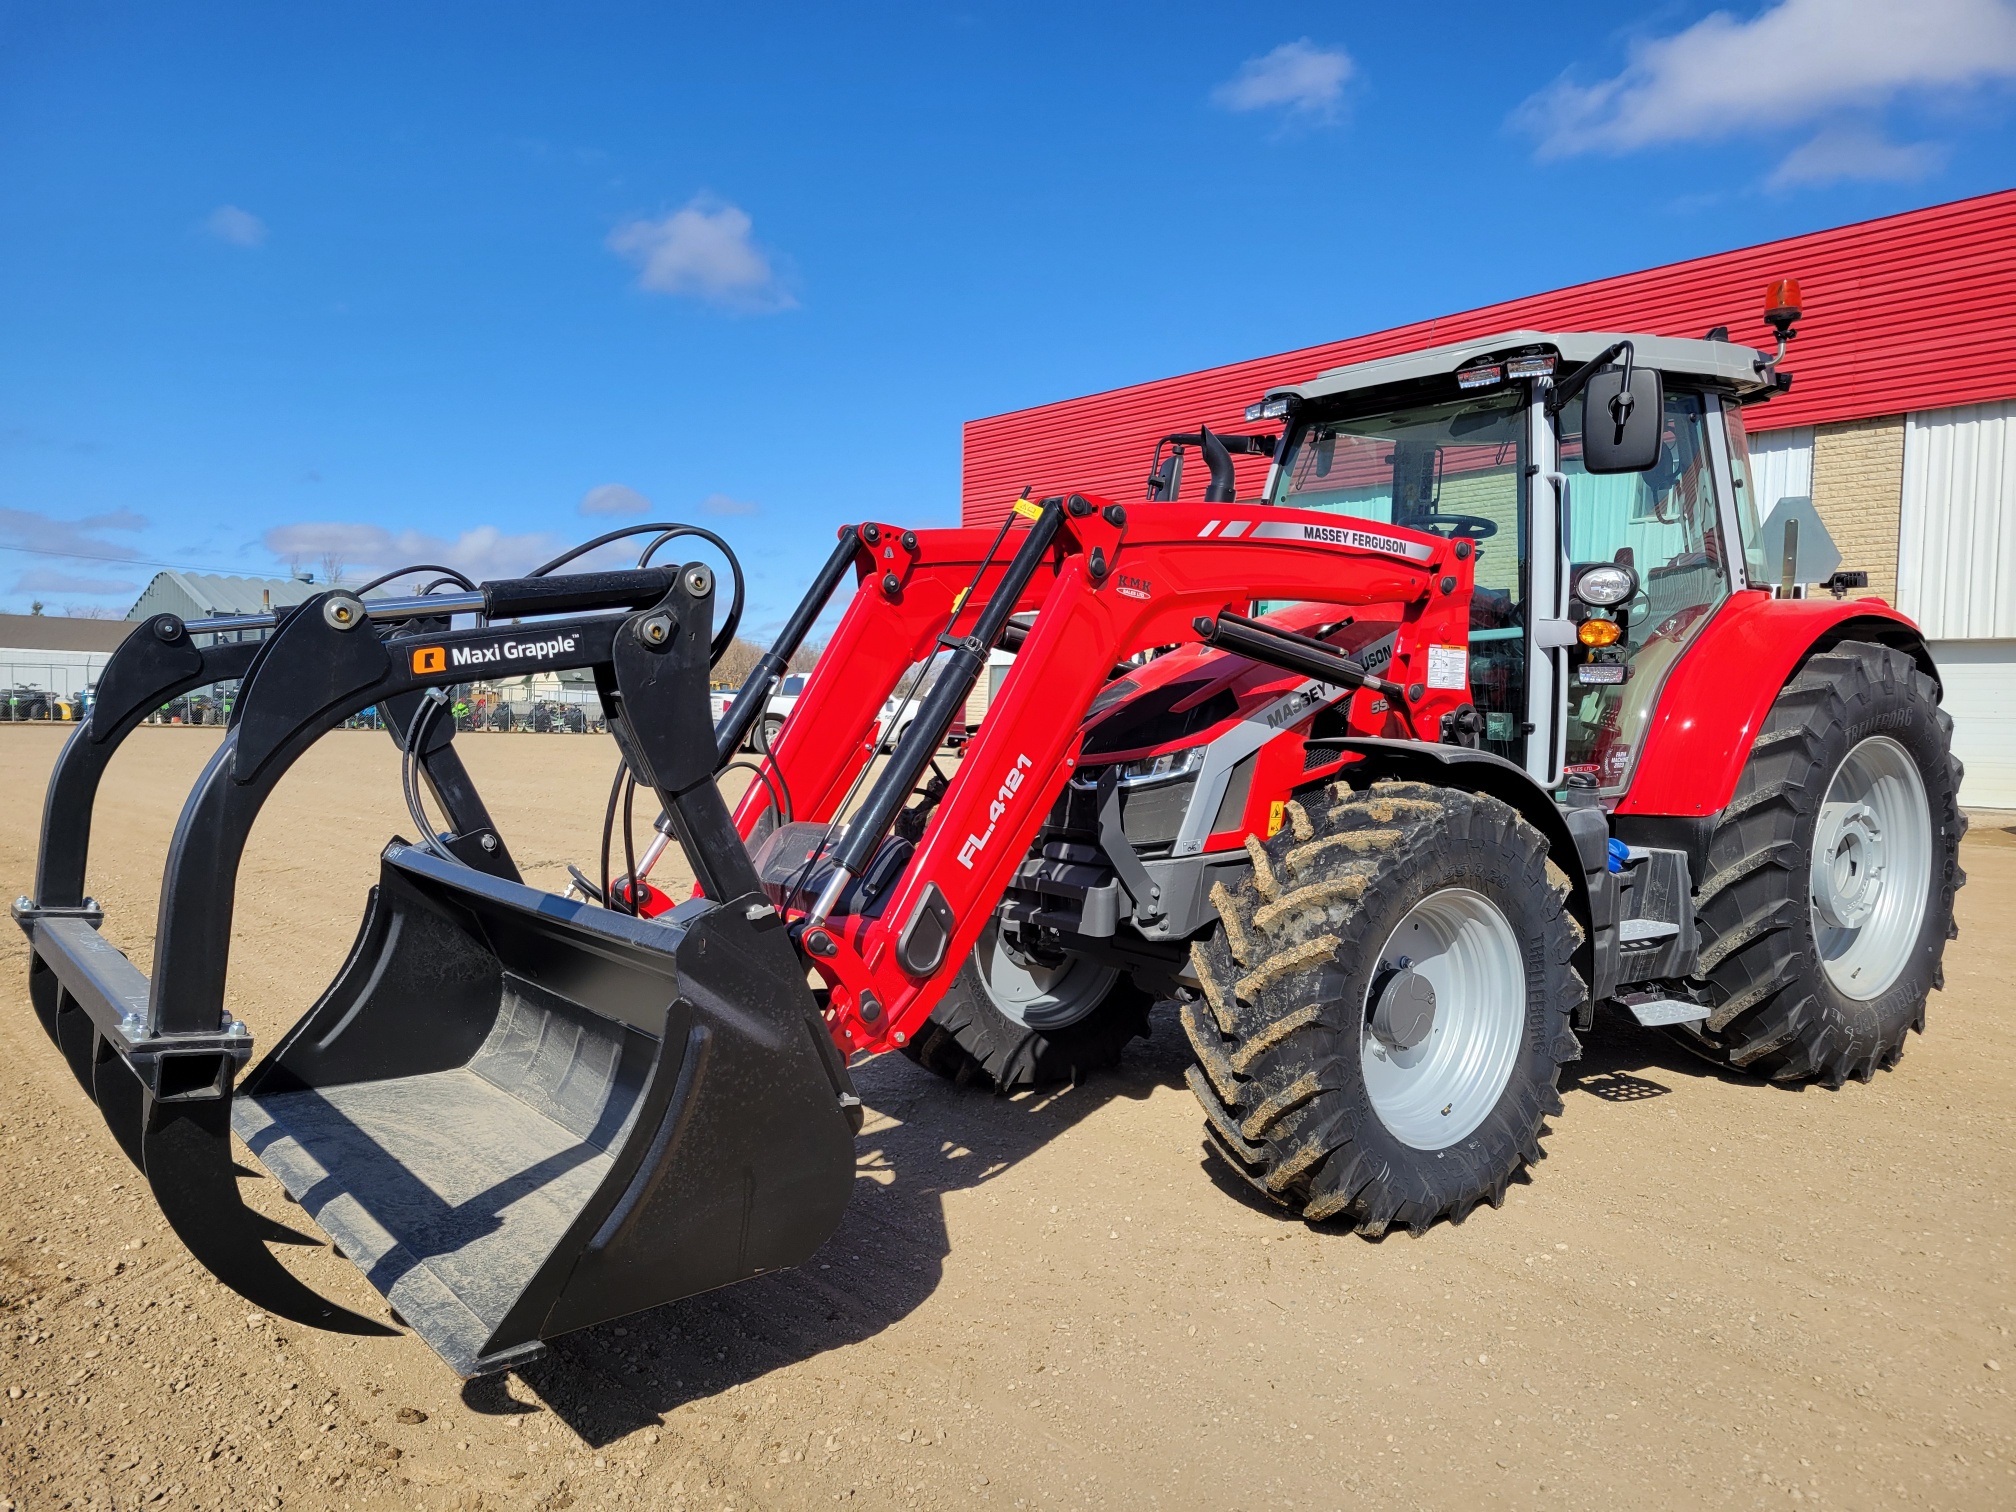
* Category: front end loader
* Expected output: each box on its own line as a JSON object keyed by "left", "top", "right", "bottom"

{"left": 16, "top": 288, "right": 1963, "bottom": 1371}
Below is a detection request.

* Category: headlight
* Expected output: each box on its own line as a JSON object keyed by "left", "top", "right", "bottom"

{"left": 1573, "top": 563, "right": 1638, "bottom": 606}
{"left": 1116, "top": 746, "right": 1206, "bottom": 787}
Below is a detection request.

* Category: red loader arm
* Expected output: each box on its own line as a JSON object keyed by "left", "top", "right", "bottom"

{"left": 733, "top": 494, "right": 1475, "bottom": 1059}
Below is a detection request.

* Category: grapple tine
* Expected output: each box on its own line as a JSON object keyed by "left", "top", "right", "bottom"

{"left": 142, "top": 1097, "right": 395, "bottom": 1337}
{"left": 27, "top": 955, "right": 60, "bottom": 1045}
{"left": 54, "top": 993, "right": 98, "bottom": 1098}
{"left": 94, "top": 1042, "right": 147, "bottom": 1169}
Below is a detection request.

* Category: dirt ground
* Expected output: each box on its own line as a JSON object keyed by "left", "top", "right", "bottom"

{"left": 0, "top": 725, "right": 2011, "bottom": 1512}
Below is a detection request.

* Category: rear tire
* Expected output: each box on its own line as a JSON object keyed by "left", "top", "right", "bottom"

{"left": 1182, "top": 780, "right": 1584, "bottom": 1237}
{"left": 902, "top": 921, "right": 1152, "bottom": 1090}
{"left": 1677, "top": 641, "right": 1963, "bottom": 1085}
{"left": 754, "top": 715, "right": 784, "bottom": 754}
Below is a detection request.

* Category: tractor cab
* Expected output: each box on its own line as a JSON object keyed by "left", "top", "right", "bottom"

{"left": 1248, "top": 328, "right": 1785, "bottom": 796}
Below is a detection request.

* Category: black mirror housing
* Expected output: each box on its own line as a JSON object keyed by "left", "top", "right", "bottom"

{"left": 1581, "top": 366, "right": 1664, "bottom": 474}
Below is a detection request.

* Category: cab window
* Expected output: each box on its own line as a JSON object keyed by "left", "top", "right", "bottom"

{"left": 1558, "top": 388, "right": 1729, "bottom": 790}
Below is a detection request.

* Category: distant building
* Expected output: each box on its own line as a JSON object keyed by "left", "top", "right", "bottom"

{"left": 126, "top": 571, "right": 324, "bottom": 627}
{"left": 0, "top": 613, "right": 135, "bottom": 701}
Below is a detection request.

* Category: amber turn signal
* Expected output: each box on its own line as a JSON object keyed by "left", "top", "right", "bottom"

{"left": 1578, "top": 618, "right": 1623, "bottom": 647}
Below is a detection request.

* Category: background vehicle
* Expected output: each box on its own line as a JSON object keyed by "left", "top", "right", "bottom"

{"left": 16, "top": 289, "right": 1961, "bottom": 1376}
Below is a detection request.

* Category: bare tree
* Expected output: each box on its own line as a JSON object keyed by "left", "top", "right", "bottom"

{"left": 318, "top": 552, "right": 345, "bottom": 586}
{"left": 709, "top": 637, "right": 765, "bottom": 689}
{"left": 787, "top": 639, "right": 823, "bottom": 673}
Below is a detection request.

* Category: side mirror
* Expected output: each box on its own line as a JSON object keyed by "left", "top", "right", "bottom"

{"left": 1581, "top": 365, "right": 1664, "bottom": 474}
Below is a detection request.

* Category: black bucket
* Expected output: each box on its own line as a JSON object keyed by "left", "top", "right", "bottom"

{"left": 234, "top": 843, "right": 858, "bottom": 1375}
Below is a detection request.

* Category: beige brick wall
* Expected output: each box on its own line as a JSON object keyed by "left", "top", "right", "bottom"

{"left": 1809, "top": 415, "right": 1904, "bottom": 603}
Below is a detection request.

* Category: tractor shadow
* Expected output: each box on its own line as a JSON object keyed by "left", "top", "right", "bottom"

{"left": 1563, "top": 1006, "right": 1757, "bottom": 1101}
{"left": 492, "top": 1001, "right": 1194, "bottom": 1446}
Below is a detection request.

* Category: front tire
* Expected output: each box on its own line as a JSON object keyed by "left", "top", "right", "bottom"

{"left": 1679, "top": 641, "right": 1963, "bottom": 1085}
{"left": 1182, "top": 781, "right": 1584, "bottom": 1237}
{"left": 902, "top": 921, "right": 1152, "bottom": 1090}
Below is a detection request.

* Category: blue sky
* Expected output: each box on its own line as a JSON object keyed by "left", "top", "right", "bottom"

{"left": 3, "top": 0, "right": 2014, "bottom": 636}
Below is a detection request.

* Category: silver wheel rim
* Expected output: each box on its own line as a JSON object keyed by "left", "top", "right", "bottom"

{"left": 1361, "top": 888, "right": 1525, "bottom": 1150}
{"left": 968, "top": 922, "right": 1119, "bottom": 1032}
{"left": 1811, "top": 734, "right": 1932, "bottom": 1001}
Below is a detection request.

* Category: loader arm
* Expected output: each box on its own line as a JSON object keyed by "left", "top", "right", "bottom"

{"left": 731, "top": 523, "right": 1066, "bottom": 836}
{"left": 749, "top": 494, "right": 1474, "bottom": 1058}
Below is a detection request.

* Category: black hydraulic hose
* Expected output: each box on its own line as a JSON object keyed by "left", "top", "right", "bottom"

{"left": 713, "top": 526, "right": 862, "bottom": 767}
{"left": 620, "top": 771, "right": 640, "bottom": 914}
{"left": 819, "top": 497, "right": 1065, "bottom": 898}
{"left": 598, "top": 758, "right": 628, "bottom": 912}
{"left": 401, "top": 690, "right": 458, "bottom": 863}
{"left": 524, "top": 522, "right": 746, "bottom": 664}
{"left": 353, "top": 563, "right": 479, "bottom": 596}
{"left": 634, "top": 524, "right": 746, "bottom": 654}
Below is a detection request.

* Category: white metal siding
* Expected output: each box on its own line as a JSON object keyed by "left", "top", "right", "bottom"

{"left": 1899, "top": 400, "right": 2016, "bottom": 638}
{"left": 1929, "top": 640, "right": 2016, "bottom": 808}
{"left": 1749, "top": 425, "right": 1815, "bottom": 521}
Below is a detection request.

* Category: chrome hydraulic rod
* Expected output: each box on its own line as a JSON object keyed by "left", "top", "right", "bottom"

{"left": 806, "top": 498, "right": 1066, "bottom": 927}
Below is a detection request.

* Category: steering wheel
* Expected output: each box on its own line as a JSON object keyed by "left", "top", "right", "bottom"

{"left": 1416, "top": 513, "right": 1499, "bottom": 540}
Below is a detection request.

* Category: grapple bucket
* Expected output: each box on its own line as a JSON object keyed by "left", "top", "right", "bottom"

{"left": 235, "top": 843, "right": 856, "bottom": 1375}
{"left": 16, "top": 561, "right": 860, "bottom": 1375}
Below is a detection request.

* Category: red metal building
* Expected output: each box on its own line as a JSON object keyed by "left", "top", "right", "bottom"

{"left": 962, "top": 189, "right": 2016, "bottom": 525}
{"left": 959, "top": 190, "right": 2016, "bottom": 803}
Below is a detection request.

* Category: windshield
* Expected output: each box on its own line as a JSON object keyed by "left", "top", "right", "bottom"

{"left": 1270, "top": 387, "right": 1529, "bottom": 760}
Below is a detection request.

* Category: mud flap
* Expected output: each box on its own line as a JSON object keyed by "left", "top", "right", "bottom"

{"left": 232, "top": 843, "right": 858, "bottom": 1376}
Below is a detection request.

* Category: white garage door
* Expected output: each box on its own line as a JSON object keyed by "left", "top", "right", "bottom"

{"left": 1901, "top": 400, "right": 2016, "bottom": 807}
{"left": 1928, "top": 641, "right": 2016, "bottom": 808}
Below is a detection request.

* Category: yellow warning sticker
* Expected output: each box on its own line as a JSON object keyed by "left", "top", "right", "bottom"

{"left": 1266, "top": 800, "right": 1287, "bottom": 838}
{"left": 950, "top": 587, "right": 970, "bottom": 614}
{"left": 1012, "top": 498, "right": 1044, "bottom": 521}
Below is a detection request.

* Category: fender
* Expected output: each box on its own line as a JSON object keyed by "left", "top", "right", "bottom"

{"left": 1614, "top": 592, "right": 1934, "bottom": 819}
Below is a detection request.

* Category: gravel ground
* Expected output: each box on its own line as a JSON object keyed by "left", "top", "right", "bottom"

{"left": 0, "top": 726, "right": 2010, "bottom": 1511}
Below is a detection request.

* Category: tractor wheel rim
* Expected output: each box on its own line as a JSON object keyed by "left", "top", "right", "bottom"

{"left": 969, "top": 922, "right": 1119, "bottom": 1032}
{"left": 1811, "top": 734, "right": 1931, "bottom": 1002}
{"left": 1360, "top": 887, "right": 1524, "bottom": 1151}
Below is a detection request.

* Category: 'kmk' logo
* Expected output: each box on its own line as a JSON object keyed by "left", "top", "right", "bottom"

{"left": 410, "top": 646, "right": 447, "bottom": 675}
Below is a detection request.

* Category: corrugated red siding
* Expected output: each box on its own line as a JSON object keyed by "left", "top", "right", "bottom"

{"left": 963, "top": 190, "right": 2016, "bottom": 525}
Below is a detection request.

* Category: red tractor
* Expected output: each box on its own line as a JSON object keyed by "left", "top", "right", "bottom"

{"left": 19, "top": 295, "right": 1963, "bottom": 1375}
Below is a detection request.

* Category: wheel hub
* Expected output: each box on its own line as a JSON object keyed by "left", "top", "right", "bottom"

{"left": 1359, "top": 888, "right": 1523, "bottom": 1151}
{"left": 1369, "top": 963, "right": 1437, "bottom": 1051}
{"left": 1812, "top": 801, "right": 1885, "bottom": 930}
{"left": 1808, "top": 734, "right": 1933, "bottom": 1002}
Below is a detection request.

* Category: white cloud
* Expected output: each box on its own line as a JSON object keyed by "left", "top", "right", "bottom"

{"left": 700, "top": 492, "right": 758, "bottom": 517}
{"left": 1211, "top": 39, "right": 1354, "bottom": 119}
{"left": 262, "top": 521, "right": 567, "bottom": 583}
{"left": 607, "top": 196, "right": 795, "bottom": 311}
{"left": 206, "top": 204, "right": 267, "bottom": 247}
{"left": 1516, "top": 0, "right": 2016, "bottom": 164}
{"left": 1767, "top": 125, "right": 1947, "bottom": 187}
{"left": 580, "top": 483, "right": 652, "bottom": 517}
{"left": 11, "top": 568, "right": 140, "bottom": 596}
{"left": 0, "top": 506, "right": 148, "bottom": 566}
